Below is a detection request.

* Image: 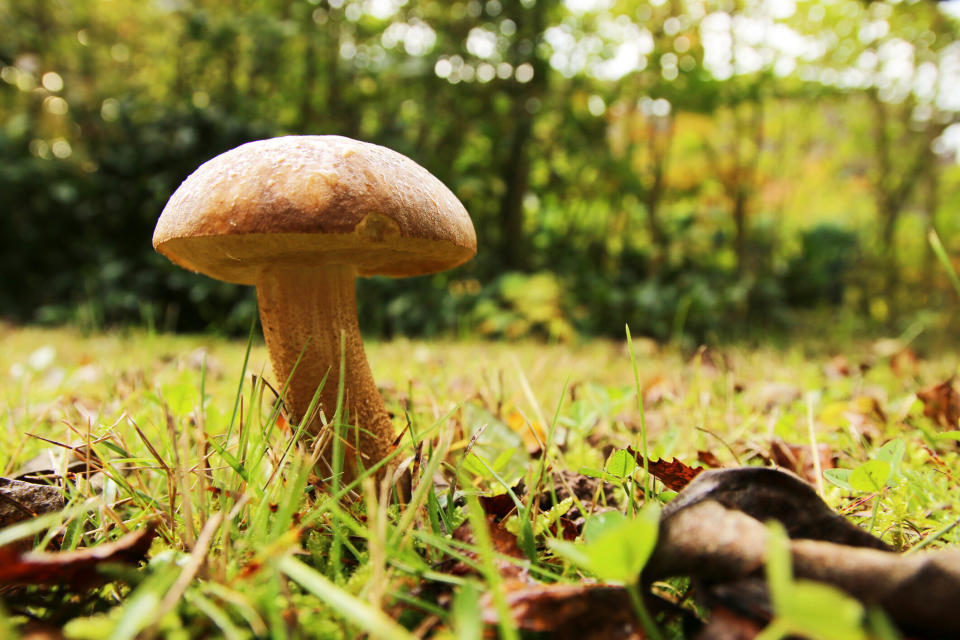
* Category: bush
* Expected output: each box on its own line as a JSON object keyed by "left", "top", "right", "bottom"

{"left": 466, "top": 271, "right": 576, "bottom": 342}
{"left": 0, "top": 105, "right": 271, "bottom": 332}
{"left": 784, "top": 224, "right": 859, "bottom": 307}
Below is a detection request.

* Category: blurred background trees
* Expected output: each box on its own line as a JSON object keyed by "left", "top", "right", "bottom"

{"left": 1, "top": 0, "right": 958, "bottom": 343}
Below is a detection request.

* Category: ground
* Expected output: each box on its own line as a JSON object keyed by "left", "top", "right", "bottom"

{"left": 0, "top": 325, "right": 957, "bottom": 638}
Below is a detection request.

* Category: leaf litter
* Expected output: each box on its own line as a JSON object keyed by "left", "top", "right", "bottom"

{"left": 1, "top": 333, "right": 960, "bottom": 637}
{"left": 0, "top": 522, "right": 157, "bottom": 590}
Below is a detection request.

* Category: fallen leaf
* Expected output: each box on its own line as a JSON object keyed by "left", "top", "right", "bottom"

{"left": 823, "top": 355, "right": 852, "bottom": 379}
{"left": 768, "top": 439, "right": 836, "bottom": 485}
{"left": 697, "top": 450, "right": 724, "bottom": 469}
{"left": 446, "top": 515, "right": 527, "bottom": 580}
{"left": 536, "top": 470, "right": 620, "bottom": 530}
{"left": 698, "top": 604, "right": 764, "bottom": 640}
{"left": 917, "top": 379, "right": 960, "bottom": 429}
{"left": 19, "top": 621, "right": 65, "bottom": 640}
{"left": 627, "top": 450, "right": 703, "bottom": 491}
{"left": 872, "top": 337, "right": 907, "bottom": 359}
{"left": 506, "top": 410, "right": 545, "bottom": 455}
{"left": 15, "top": 445, "right": 104, "bottom": 484}
{"left": 481, "top": 583, "right": 643, "bottom": 639}
{"left": 0, "top": 522, "right": 157, "bottom": 591}
{"left": 754, "top": 382, "right": 802, "bottom": 409}
{"left": 646, "top": 491, "right": 960, "bottom": 637}
{"left": 478, "top": 492, "right": 517, "bottom": 521}
{"left": 643, "top": 375, "right": 675, "bottom": 405}
{"left": 889, "top": 348, "right": 917, "bottom": 377}
{"left": 550, "top": 517, "right": 580, "bottom": 541}
{"left": 656, "top": 467, "right": 890, "bottom": 550}
{"left": 0, "top": 478, "right": 65, "bottom": 532}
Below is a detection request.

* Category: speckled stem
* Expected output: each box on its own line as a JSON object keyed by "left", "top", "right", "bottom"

{"left": 255, "top": 264, "right": 394, "bottom": 477}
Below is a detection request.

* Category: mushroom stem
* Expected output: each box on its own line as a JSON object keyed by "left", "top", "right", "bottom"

{"left": 255, "top": 264, "right": 395, "bottom": 476}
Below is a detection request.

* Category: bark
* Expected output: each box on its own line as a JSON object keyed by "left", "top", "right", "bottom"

{"left": 498, "top": 115, "right": 533, "bottom": 270}
{"left": 644, "top": 469, "right": 960, "bottom": 636}
{"left": 647, "top": 497, "right": 960, "bottom": 636}
{"left": 642, "top": 112, "right": 674, "bottom": 256}
{"left": 702, "top": 99, "right": 763, "bottom": 277}
{"left": 868, "top": 90, "right": 945, "bottom": 305}
{"left": 733, "top": 187, "right": 748, "bottom": 277}
{"left": 494, "top": 0, "right": 554, "bottom": 272}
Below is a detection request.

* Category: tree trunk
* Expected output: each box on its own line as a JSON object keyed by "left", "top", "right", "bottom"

{"left": 498, "top": 116, "right": 532, "bottom": 270}
{"left": 643, "top": 113, "right": 674, "bottom": 257}
{"left": 922, "top": 159, "right": 941, "bottom": 300}
{"left": 733, "top": 187, "right": 748, "bottom": 276}
{"left": 493, "top": 0, "right": 553, "bottom": 272}
{"left": 869, "top": 91, "right": 898, "bottom": 303}
{"left": 645, "top": 183, "right": 666, "bottom": 253}
{"left": 878, "top": 197, "right": 900, "bottom": 306}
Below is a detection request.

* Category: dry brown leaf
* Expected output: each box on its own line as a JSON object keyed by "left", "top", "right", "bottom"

{"left": 697, "top": 450, "right": 725, "bottom": 469}
{"left": 19, "top": 622, "right": 65, "bottom": 640}
{"left": 447, "top": 515, "right": 527, "bottom": 580}
{"left": 647, "top": 491, "right": 960, "bottom": 637}
{"left": 768, "top": 439, "right": 836, "bottom": 485}
{"left": 656, "top": 468, "right": 890, "bottom": 551}
{"left": 916, "top": 378, "right": 960, "bottom": 430}
{"left": 643, "top": 375, "right": 675, "bottom": 405}
{"left": 754, "top": 382, "right": 802, "bottom": 409}
{"left": 0, "top": 522, "right": 156, "bottom": 591}
{"left": 628, "top": 450, "right": 704, "bottom": 491}
{"left": 481, "top": 583, "right": 643, "bottom": 639}
{"left": 477, "top": 492, "right": 517, "bottom": 521}
{"left": 506, "top": 410, "right": 545, "bottom": 455}
{"left": 0, "top": 478, "right": 65, "bottom": 534}
{"left": 698, "top": 605, "right": 763, "bottom": 640}
{"left": 823, "top": 354, "right": 852, "bottom": 379}
{"left": 889, "top": 347, "right": 918, "bottom": 377}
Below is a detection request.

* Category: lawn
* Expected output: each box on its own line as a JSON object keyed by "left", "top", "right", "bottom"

{"left": 0, "top": 324, "right": 958, "bottom": 638}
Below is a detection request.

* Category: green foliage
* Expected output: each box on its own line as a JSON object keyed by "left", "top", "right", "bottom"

{"left": 470, "top": 272, "right": 575, "bottom": 342}
{"left": 1, "top": 328, "right": 959, "bottom": 636}
{"left": 604, "top": 448, "right": 637, "bottom": 479}
{"left": 0, "top": 105, "right": 268, "bottom": 332}
{"left": 551, "top": 506, "right": 660, "bottom": 584}
{"left": 762, "top": 522, "right": 869, "bottom": 640}
{"left": 784, "top": 225, "right": 860, "bottom": 307}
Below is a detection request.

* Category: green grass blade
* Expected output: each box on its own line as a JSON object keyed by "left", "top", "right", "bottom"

{"left": 225, "top": 316, "right": 257, "bottom": 443}
{"left": 452, "top": 581, "right": 484, "bottom": 640}
{"left": 328, "top": 331, "right": 348, "bottom": 579}
{"left": 278, "top": 556, "right": 416, "bottom": 640}
{"left": 929, "top": 229, "right": 960, "bottom": 300}
{"left": 109, "top": 565, "right": 180, "bottom": 640}
{"left": 184, "top": 590, "right": 247, "bottom": 640}
{"left": 626, "top": 325, "right": 650, "bottom": 500}
{"left": 462, "top": 491, "right": 520, "bottom": 640}
{"left": 0, "top": 499, "right": 96, "bottom": 548}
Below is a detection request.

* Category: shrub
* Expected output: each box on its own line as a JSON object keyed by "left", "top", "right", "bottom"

{"left": 784, "top": 224, "right": 859, "bottom": 307}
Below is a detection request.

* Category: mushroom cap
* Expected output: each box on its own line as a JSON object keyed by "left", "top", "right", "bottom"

{"left": 153, "top": 135, "right": 477, "bottom": 284}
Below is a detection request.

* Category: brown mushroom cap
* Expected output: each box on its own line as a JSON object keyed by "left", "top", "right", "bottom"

{"left": 153, "top": 135, "right": 477, "bottom": 284}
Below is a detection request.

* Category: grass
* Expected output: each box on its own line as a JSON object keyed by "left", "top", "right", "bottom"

{"left": 0, "top": 322, "right": 958, "bottom": 638}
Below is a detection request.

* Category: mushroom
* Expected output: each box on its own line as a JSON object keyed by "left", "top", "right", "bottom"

{"left": 153, "top": 135, "right": 476, "bottom": 477}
